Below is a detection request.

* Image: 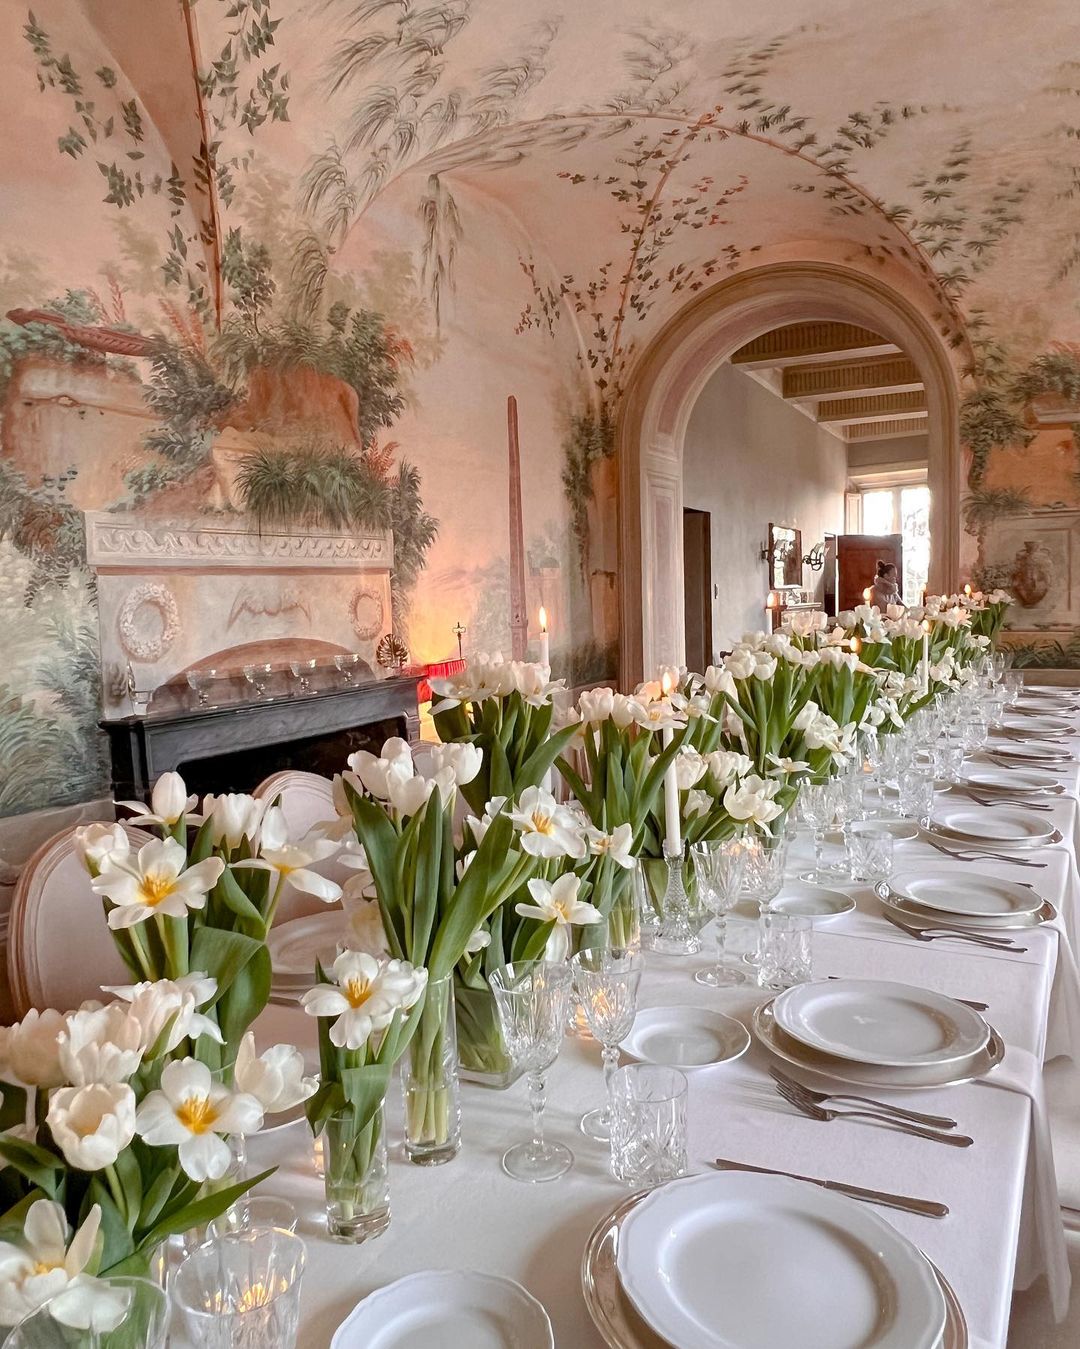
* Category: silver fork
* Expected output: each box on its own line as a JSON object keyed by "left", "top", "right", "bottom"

{"left": 882, "top": 910, "right": 1027, "bottom": 952}
{"left": 921, "top": 836, "right": 1047, "bottom": 868}
{"left": 955, "top": 789, "right": 1054, "bottom": 812}
{"left": 768, "top": 1066, "right": 957, "bottom": 1129}
{"left": 774, "top": 1081, "right": 974, "bottom": 1146}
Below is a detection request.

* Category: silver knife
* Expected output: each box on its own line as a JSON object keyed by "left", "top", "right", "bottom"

{"left": 711, "top": 1158, "right": 949, "bottom": 1218}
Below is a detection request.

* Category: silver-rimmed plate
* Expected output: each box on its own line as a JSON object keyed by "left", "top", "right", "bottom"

{"left": 990, "top": 742, "right": 1072, "bottom": 765}
{"left": 880, "top": 887, "right": 1056, "bottom": 932}
{"left": 772, "top": 979, "right": 989, "bottom": 1069}
{"left": 928, "top": 804, "right": 1059, "bottom": 848}
{"left": 999, "top": 716, "right": 1073, "bottom": 737}
{"left": 963, "top": 766, "right": 1063, "bottom": 793}
{"left": 582, "top": 1191, "right": 968, "bottom": 1349}
{"left": 753, "top": 999, "right": 1004, "bottom": 1091}
{"left": 889, "top": 870, "right": 1043, "bottom": 920}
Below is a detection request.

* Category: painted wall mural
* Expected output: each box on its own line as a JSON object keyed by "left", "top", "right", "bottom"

{"left": 2, "top": 0, "right": 1080, "bottom": 816}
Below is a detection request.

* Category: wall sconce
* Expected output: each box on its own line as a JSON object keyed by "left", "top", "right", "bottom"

{"left": 765, "top": 591, "right": 779, "bottom": 611}
{"left": 759, "top": 542, "right": 772, "bottom": 563}
{"left": 803, "top": 541, "right": 825, "bottom": 572}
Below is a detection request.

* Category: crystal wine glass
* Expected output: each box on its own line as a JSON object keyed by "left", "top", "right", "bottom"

{"left": 690, "top": 837, "right": 749, "bottom": 986}
{"left": 571, "top": 948, "right": 643, "bottom": 1140}
{"left": 334, "top": 653, "right": 362, "bottom": 685}
{"left": 798, "top": 781, "right": 837, "bottom": 882}
{"left": 243, "top": 662, "right": 273, "bottom": 700}
{"left": 489, "top": 961, "right": 574, "bottom": 1182}
{"left": 289, "top": 658, "right": 318, "bottom": 694}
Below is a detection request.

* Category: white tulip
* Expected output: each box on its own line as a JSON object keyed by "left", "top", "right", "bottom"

{"left": 58, "top": 1005, "right": 144, "bottom": 1086}
{"left": 120, "top": 771, "right": 197, "bottom": 828}
{"left": 234, "top": 1033, "right": 317, "bottom": 1114}
{"left": 301, "top": 952, "right": 428, "bottom": 1051}
{"left": 703, "top": 665, "right": 736, "bottom": 697}
{"left": 585, "top": 822, "right": 635, "bottom": 868}
{"left": 723, "top": 774, "right": 784, "bottom": 833}
{"left": 72, "top": 823, "right": 129, "bottom": 878}
{"left": 102, "top": 973, "right": 223, "bottom": 1056}
{"left": 515, "top": 874, "right": 601, "bottom": 962}
{"left": 135, "top": 1058, "right": 263, "bottom": 1182}
{"left": 610, "top": 694, "right": 643, "bottom": 728}
{"left": 386, "top": 771, "right": 435, "bottom": 816}
{"left": 508, "top": 786, "right": 587, "bottom": 859}
{"left": 46, "top": 1276, "right": 132, "bottom": 1334}
{"left": 47, "top": 1083, "right": 136, "bottom": 1172}
{"left": 232, "top": 806, "right": 342, "bottom": 904}
{"left": 0, "top": 1010, "right": 67, "bottom": 1089}
{"left": 705, "top": 749, "right": 753, "bottom": 789}
{"left": 724, "top": 649, "right": 756, "bottom": 680}
{"left": 674, "top": 748, "right": 707, "bottom": 790}
{"left": 578, "top": 687, "right": 615, "bottom": 724}
{"left": 630, "top": 698, "right": 686, "bottom": 733}
{"left": 684, "top": 788, "right": 711, "bottom": 819}
{"left": 464, "top": 928, "right": 491, "bottom": 955}
{"left": 0, "top": 1201, "right": 101, "bottom": 1327}
{"left": 752, "top": 653, "right": 778, "bottom": 680}
{"left": 427, "top": 741, "right": 483, "bottom": 786}
{"left": 92, "top": 837, "right": 224, "bottom": 930}
{"left": 198, "top": 793, "right": 266, "bottom": 852}
{"left": 347, "top": 738, "right": 414, "bottom": 799}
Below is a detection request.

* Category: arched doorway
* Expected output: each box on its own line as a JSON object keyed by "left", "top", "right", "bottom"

{"left": 617, "top": 261, "right": 964, "bottom": 686}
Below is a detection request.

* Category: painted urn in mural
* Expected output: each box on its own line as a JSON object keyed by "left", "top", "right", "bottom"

{"left": 1011, "top": 540, "right": 1054, "bottom": 608}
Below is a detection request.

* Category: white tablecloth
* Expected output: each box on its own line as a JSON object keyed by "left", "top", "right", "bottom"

{"left": 235, "top": 695, "right": 1080, "bottom": 1349}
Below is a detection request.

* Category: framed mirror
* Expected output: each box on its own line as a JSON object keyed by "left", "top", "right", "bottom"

{"left": 768, "top": 523, "right": 802, "bottom": 588}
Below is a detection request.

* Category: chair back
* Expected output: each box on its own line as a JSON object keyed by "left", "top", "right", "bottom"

{"left": 252, "top": 771, "right": 344, "bottom": 925}
{"left": 8, "top": 823, "right": 151, "bottom": 1017}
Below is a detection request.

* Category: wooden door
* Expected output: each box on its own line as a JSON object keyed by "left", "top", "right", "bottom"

{"left": 683, "top": 508, "right": 713, "bottom": 671}
{"left": 837, "top": 533, "right": 902, "bottom": 613}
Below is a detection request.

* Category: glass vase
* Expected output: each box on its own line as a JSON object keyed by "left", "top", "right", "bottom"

{"left": 635, "top": 853, "right": 704, "bottom": 954}
{"left": 403, "top": 973, "right": 462, "bottom": 1164}
{"left": 456, "top": 979, "right": 523, "bottom": 1089}
{"left": 322, "top": 1104, "right": 390, "bottom": 1243}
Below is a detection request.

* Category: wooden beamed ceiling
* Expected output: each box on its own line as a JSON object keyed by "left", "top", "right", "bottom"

{"left": 730, "top": 322, "right": 929, "bottom": 443}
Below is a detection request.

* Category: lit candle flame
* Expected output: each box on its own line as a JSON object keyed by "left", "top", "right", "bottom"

{"left": 964, "top": 583, "right": 972, "bottom": 597}
{"left": 851, "top": 636, "right": 862, "bottom": 654}
{"left": 538, "top": 605, "right": 548, "bottom": 633}
{"left": 766, "top": 591, "right": 778, "bottom": 610}
{"left": 922, "top": 619, "right": 931, "bottom": 633}
{"left": 862, "top": 587, "right": 873, "bottom": 603}
{"left": 661, "top": 671, "right": 673, "bottom": 696}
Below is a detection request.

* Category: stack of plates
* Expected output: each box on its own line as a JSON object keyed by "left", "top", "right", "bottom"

{"left": 885, "top": 870, "right": 1054, "bottom": 932}
{"left": 267, "top": 910, "right": 351, "bottom": 1001}
{"left": 752, "top": 978, "right": 1003, "bottom": 1090}
{"left": 583, "top": 1172, "right": 967, "bottom": 1348}
{"left": 999, "top": 713, "right": 1072, "bottom": 737}
{"left": 989, "top": 739, "right": 1072, "bottom": 766}
{"left": 927, "top": 802, "right": 1059, "bottom": 849}
{"left": 962, "top": 764, "right": 1062, "bottom": 795}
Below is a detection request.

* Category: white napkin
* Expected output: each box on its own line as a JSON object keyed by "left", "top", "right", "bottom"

{"left": 978, "top": 1044, "right": 1071, "bottom": 1320}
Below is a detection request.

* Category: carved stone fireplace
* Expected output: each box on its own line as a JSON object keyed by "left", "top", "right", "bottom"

{"left": 86, "top": 511, "right": 394, "bottom": 710}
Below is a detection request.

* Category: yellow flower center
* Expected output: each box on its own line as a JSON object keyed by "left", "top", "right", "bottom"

{"left": 175, "top": 1095, "right": 218, "bottom": 1134}
{"left": 343, "top": 977, "right": 374, "bottom": 1009}
{"left": 552, "top": 898, "right": 573, "bottom": 923}
{"left": 139, "top": 872, "right": 176, "bottom": 908}
{"left": 528, "top": 810, "right": 555, "bottom": 835}
{"left": 32, "top": 1261, "right": 60, "bottom": 1276}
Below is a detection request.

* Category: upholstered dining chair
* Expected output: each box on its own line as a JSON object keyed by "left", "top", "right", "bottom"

{"left": 7, "top": 822, "right": 151, "bottom": 1017}
{"left": 252, "top": 770, "right": 346, "bottom": 925}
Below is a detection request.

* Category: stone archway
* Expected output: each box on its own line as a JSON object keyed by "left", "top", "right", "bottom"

{"left": 617, "top": 260, "right": 964, "bottom": 686}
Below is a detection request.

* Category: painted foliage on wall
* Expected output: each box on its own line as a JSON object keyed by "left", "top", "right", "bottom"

{"left": 2, "top": 0, "right": 1080, "bottom": 815}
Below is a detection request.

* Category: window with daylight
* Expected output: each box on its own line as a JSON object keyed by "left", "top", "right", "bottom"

{"left": 858, "top": 484, "right": 930, "bottom": 604}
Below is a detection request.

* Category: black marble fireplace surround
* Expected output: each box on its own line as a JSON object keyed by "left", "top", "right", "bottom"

{"left": 102, "top": 676, "right": 421, "bottom": 802}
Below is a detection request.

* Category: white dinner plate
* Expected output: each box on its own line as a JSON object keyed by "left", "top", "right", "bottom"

{"left": 773, "top": 978, "right": 989, "bottom": 1068}
{"left": 616, "top": 1172, "right": 946, "bottom": 1349}
{"left": 1001, "top": 715, "right": 1073, "bottom": 736}
{"left": 888, "top": 870, "right": 1042, "bottom": 920}
{"left": 990, "top": 741, "right": 1072, "bottom": 764}
{"left": 621, "top": 1006, "right": 750, "bottom": 1070}
{"left": 929, "top": 803, "right": 1057, "bottom": 846}
{"left": 769, "top": 881, "right": 855, "bottom": 921}
{"left": 963, "top": 765, "right": 1062, "bottom": 793}
{"left": 267, "top": 911, "right": 351, "bottom": 978}
{"left": 879, "top": 887, "right": 1055, "bottom": 932}
{"left": 331, "top": 1271, "right": 554, "bottom": 1349}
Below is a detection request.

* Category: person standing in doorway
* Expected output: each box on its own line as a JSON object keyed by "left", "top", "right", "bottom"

{"left": 870, "top": 560, "right": 904, "bottom": 611}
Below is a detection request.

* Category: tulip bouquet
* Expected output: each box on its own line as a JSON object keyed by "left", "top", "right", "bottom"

{"left": 78, "top": 774, "right": 343, "bottom": 1074}
{"left": 454, "top": 785, "right": 629, "bottom": 1082}
{"left": 0, "top": 987, "right": 312, "bottom": 1328}
{"left": 429, "top": 653, "right": 580, "bottom": 813}
{"left": 338, "top": 739, "right": 552, "bottom": 1158}
{"left": 960, "top": 588, "right": 1013, "bottom": 644}
{"left": 301, "top": 951, "right": 426, "bottom": 1241}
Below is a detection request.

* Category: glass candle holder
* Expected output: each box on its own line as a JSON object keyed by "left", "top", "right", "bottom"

{"left": 171, "top": 1228, "right": 306, "bottom": 1348}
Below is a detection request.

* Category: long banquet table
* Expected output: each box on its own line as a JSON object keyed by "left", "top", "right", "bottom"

{"left": 237, "top": 690, "right": 1080, "bottom": 1349}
